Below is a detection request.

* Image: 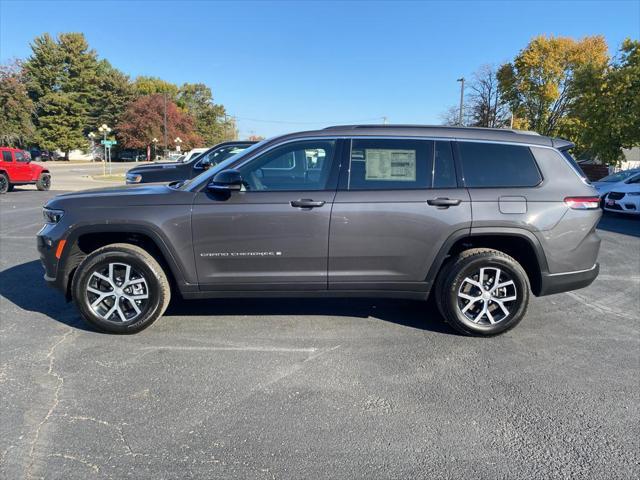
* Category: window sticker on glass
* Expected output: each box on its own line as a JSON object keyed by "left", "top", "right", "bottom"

{"left": 364, "top": 149, "right": 416, "bottom": 181}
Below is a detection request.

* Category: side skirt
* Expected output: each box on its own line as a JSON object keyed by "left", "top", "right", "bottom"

{"left": 182, "top": 289, "right": 430, "bottom": 301}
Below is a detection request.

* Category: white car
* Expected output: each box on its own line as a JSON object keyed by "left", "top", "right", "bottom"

{"left": 592, "top": 169, "right": 640, "bottom": 197}
{"left": 603, "top": 174, "right": 640, "bottom": 215}
{"left": 180, "top": 148, "right": 209, "bottom": 163}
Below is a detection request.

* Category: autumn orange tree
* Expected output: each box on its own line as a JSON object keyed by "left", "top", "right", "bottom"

{"left": 116, "top": 94, "right": 202, "bottom": 151}
{"left": 497, "top": 35, "right": 609, "bottom": 139}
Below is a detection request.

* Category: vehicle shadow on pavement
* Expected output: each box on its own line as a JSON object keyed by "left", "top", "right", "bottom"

{"left": 166, "top": 297, "right": 458, "bottom": 335}
{"left": 0, "top": 260, "right": 457, "bottom": 335}
{"left": 597, "top": 214, "right": 640, "bottom": 237}
{"left": 0, "top": 260, "right": 94, "bottom": 332}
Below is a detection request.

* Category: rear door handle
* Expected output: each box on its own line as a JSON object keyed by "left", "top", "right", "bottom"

{"left": 290, "top": 199, "right": 326, "bottom": 208}
{"left": 427, "top": 197, "right": 462, "bottom": 208}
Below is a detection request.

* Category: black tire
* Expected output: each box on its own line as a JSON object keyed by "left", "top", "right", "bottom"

{"left": 71, "top": 243, "right": 171, "bottom": 333}
{"left": 8, "top": 184, "right": 15, "bottom": 192}
{"left": 435, "top": 248, "right": 530, "bottom": 336}
{"left": 0, "top": 173, "right": 9, "bottom": 194}
{"left": 36, "top": 173, "right": 51, "bottom": 191}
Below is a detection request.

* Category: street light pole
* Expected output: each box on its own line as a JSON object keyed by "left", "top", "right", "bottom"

{"left": 98, "top": 124, "right": 111, "bottom": 175}
{"left": 456, "top": 78, "right": 465, "bottom": 126}
{"left": 88, "top": 132, "right": 96, "bottom": 162}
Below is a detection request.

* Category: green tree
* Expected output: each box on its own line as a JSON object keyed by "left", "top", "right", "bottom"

{"left": 572, "top": 39, "right": 640, "bottom": 164}
{"left": 88, "top": 60, "right": 133, "bottom": 133}
{"left": 0, "top": 61, "right": 35, "bottom": 147}
{"left": 177, "top": 83, "right": 234, "bottom": 144}
{"left": 133, "top": 76, "right": 179, "bottom": 99}
{"left": 497, "top": 35, "right": 609, "bottom": 140}
{"left": 23, "top": 33, "right": 101, "bottom": 158}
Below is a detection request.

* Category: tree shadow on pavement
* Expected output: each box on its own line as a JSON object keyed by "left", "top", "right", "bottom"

{"left": 1, "top": 260, "right": 458, "bottom": 336}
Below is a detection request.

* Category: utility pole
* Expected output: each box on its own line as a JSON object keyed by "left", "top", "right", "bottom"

{"left": 163, "top": 93, "right": 168, "bottom": 157}
{"left": 456, "top": 78, "right": 465, "bottom": 126}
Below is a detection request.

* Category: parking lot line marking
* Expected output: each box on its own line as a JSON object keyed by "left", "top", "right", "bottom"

{"left": 140, "top": 346, "right": 318, "bottom": 353}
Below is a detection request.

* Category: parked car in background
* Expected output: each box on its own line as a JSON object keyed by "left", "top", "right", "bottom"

{"left": 117, "top": 150, "right": 146, "bottom": 162}
{"left": 165, "top": 152, "right": 184, "bottom": 162}
{"left": 592, "top": 168, "right": 640, "bottom": 198}
{"left": 603, "top": 174, "right": 640, "bottom": 215}
{"left": 180, "top": 148, "right": 209, "bottom": 163}
{"left": 0, "top": 146, "right": 52, "bottom": 193}
{"left": 126, "top": 141, "right": 255, "bottom": 184}
{"left": 40, "top": 126, "right": 601, "bottom": 336}
{"left": 29, "top": 148, "right": 55, "bottom": 162}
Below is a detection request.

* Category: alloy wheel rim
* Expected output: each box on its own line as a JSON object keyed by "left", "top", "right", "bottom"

{"left": 42, "top": 175, "right": 50, "bottom": 188}
{"left": 0, "top": 177, "right": 7, "bottom": 191}
{"left": 457, "top": 267, "right": 517, "bottom": 325}
{"left": 86, "top": 262, "right": 149, "bottom": 323}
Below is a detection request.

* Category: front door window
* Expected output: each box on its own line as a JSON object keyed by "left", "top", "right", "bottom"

{"left": 238, "top": 140, "right": 336, "bottom": 191}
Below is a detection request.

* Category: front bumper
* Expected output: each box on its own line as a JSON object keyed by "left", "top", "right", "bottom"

{"left": 538, "top": 263, "right": 599, "bottom": 296}
{"left": 37, "top": 226, "right": 66, "bottom": 293}
{"left": 603, "top": 195, "right": 640, "bottom": 214}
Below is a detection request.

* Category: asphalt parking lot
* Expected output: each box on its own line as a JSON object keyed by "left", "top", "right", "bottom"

{"left": 1, "top": 187, "right": 638, "bottom": 479}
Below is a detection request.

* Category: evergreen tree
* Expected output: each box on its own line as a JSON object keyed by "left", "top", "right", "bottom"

{"left": 178, "top": 83, "right": 235, "bottom": 144}
{"left": 23, "top": 33, "right": 100, "bottom": 158}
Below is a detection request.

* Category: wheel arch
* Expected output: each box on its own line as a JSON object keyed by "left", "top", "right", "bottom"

{"left": 60, "top": 224, "right": 191, "bottom": 300}
{"left": 427, "top": 227, "right": 549, "bottom": 296}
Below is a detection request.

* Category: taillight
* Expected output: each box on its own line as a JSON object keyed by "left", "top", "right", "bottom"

{"left": 564, "top": 196, "right": 600, "bottom": 210}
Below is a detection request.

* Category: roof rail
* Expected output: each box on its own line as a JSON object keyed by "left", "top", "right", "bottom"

{"left": 322, "top": 124, "right": 540, "bottom": 136}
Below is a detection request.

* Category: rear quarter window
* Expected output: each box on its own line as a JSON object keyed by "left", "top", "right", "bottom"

{"left": 458, "top": 142, "right": 542, "bottom": 188}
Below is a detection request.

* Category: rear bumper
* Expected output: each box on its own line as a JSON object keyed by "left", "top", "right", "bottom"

{"left": 538, "top": 263, "right": 599, "bottom": 296}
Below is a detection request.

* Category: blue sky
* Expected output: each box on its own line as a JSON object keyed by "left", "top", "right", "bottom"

{"left": 1, "top": 0, "right": 638, "bottom": 138}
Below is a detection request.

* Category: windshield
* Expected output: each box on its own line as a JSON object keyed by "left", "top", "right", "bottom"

{"left": 597, "top": 170, "right": 639, "bottom": 183}
{"left": 179, "top": 140, "right": 267, "bottom": 191}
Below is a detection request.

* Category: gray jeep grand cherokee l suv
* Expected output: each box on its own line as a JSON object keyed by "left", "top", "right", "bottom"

{"left": 37, "top": 125, "right": 601, "bottom": 336}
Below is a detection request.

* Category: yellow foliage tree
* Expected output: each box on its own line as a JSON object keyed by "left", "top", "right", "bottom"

{"left": 497, "top": 35, "right": 609, "bottom": 139}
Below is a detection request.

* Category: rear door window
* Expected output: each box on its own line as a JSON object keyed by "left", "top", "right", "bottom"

{"left": 458, "top": 142, "right": 542, "bottom": 187}
{"left": 348, "top": 139, "right": 433, "bottom": 190}
{"left": 2, "top": 151, "right": 13, "bottom": 162}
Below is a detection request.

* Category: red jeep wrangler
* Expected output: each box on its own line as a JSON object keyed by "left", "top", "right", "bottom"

{"left": 0, "top": 147, "right": 51, "bottom": 194}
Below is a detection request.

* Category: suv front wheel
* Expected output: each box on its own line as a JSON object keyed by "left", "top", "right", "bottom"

{"left": 0, "top": 173, "right": 9, "bottom": 194}
{"left": 436, "top": 248, "right": 530, "bottom": 336}
{"left": 71, "top": 243, "right": 171, "bottom": 333}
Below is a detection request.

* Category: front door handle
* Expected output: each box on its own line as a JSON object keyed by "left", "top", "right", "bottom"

{"left": 290, "top": 199, "right": 326, "bottom": 208}
{"left": 427, "top": 197, "right": 462, "bottom": 208}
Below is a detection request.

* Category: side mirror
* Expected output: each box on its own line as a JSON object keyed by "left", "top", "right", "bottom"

{"left": 195, "top": 158, "right": 212, "bottom": 170}
{"left": 208, "top": 169, "right": 243, "bottom": 191}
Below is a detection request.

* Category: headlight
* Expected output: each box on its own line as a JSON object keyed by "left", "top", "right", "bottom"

{"left": 43, "top": 207, "right": 64, "bottom": 224}
{"left": 126, "top": 173, "right": 142, "bottom": 184}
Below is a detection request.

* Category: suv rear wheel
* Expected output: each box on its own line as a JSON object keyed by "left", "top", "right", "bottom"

{"left": 71, "top": 243, "right": 171, "bottom": 333}
{"left": 436, "top": 248, "right": 530, "bottom": 336}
